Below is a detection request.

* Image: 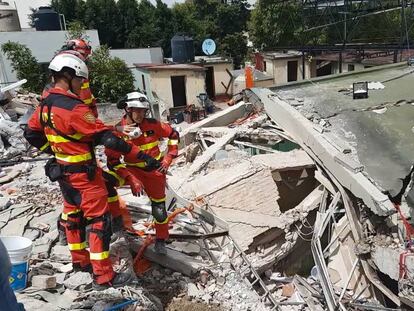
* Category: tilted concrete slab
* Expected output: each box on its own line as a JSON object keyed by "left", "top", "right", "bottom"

{"left": 181, "top": 102, "right": 251, "bottom": 145}
{"left": 252, "top": 149, "right": 315, "bottom": 171}
{"left": 372, "top": 245, "right": 414, "bottom": 281}
{"left": 251, "top": 88, "right": 394, "bottom": 216}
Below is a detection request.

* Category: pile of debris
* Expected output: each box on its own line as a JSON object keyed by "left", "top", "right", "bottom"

{"left": 3, "top": 81, "right": 412, "bottom": 311}
{"left": 0, "top": 80, "right": 38, "bottom": 159}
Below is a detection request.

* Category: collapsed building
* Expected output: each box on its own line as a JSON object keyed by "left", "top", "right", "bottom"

{"left": 0, "top": 62, "right": 414, "bottom": 310}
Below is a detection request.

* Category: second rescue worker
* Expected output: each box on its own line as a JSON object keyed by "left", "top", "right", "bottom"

{"left": 106, "top": 92, "right": 179, "bottom": 254}
{"left": 23, "top": 54, "right": 158, "bottom": 288}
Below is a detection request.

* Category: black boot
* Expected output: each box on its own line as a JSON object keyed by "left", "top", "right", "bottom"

{"left": 92, "top": 272, "right": 133, "bottom": 290}
{"left": 154, "top": 239, "right": 167, "bottom": 255}
{"left": 73, "top": 263, "right": 93, "bottom": 273}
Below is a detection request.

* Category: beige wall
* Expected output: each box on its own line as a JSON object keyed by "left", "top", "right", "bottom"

{"left": 205, "top": 62, "right": 233, "bottom": 95}
{"left": 149, "top": 69, "right": 206, "bottom": 115}
{"left": 264, "top": 56, "right": 312, "bottom": 85}
{"left": 232, "top": 75, "right": 273, "bottom": 95}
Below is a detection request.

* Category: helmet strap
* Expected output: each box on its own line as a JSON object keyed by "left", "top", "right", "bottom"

{"left": 125, "top": 108, "right": 137, "bottom": 124}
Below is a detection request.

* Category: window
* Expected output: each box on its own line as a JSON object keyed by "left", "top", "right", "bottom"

{"left": 263, "top": 61, "right": 267, "bottom": 72}
{"left": 348, "top": 64, "right": 355, "bottom": 72}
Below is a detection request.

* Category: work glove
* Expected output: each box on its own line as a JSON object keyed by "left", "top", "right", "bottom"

{"left": 125, "top": 174, "right": 145, "bottom": 196}
{"left": 137, "top": 152, "right": 161, "bottom": 170}
{"left": 158, "top": 155, "right": 172, "bottom": 174}
{"left": 117, "top": 167, "right": 145, "bottom": 196}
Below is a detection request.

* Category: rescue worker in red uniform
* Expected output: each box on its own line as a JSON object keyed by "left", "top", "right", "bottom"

{"left": 106, "top": 92, "right": 179, "bottom": 254}
{"left": 23, "top": 54, "right": 155, "bottom": 288}
{"left": 42, "top": 41, "right": 139, "bottom": 242}
{"left": 43, "top": 39, "right": 97, "bottom": 117}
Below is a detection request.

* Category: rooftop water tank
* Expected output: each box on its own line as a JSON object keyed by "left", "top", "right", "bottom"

{"left": 171, "top": 35, "right": 195, "bottom": 63}
{"left": 0, "top": 2, "right": 21, "bottom": 32}
{"left": 33, "top": 6, "right": 61, "bottom": 31}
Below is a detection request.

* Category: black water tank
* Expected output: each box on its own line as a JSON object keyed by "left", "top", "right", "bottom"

{"left": 34, "top": 6, "right": 61, "bottom": 31}
{"left": 171, "top": 35, "right": 195, "bottom": 63}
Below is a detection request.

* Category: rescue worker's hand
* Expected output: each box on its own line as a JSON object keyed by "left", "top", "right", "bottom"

{"left": 115, "top": 124, "right": 139, "bottom": 136}
{"left": 125, "top": 174, "right": 145, "bottom": 196}
{"left": 158, "top": 156, "right": 172, "bottom": 174}
{"left": 137, "top": 152, "right": 161, "bottom": 170}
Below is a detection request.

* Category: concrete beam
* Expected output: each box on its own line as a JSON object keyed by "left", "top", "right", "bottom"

{"left": 188, "top": 130, "right": 237, "bottom": 176}
{"left": 250, "top": 88, "right": 394, "bottom": 216}
{"left": 181, "top": 102, "right": 250, "bottom": 146}
{"left": 128, "top": 237, "right": 204, "bottom": 277}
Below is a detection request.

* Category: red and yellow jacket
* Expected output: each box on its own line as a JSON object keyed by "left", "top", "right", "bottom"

{"left": 26, "top": 88, "right": 110, "bottom": 166}
{"left": 42, "top": 80, "right": 97, "bottom": 117}
{"left": 106, "top": 116, "right": 179, "bottom": 170}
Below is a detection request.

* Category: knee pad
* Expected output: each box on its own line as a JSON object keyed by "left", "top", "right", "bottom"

{"left": 87, "top": 213, "right": 112, "bottom": 250}
{"left": 151, "top": 201, "right": 167, "bottom": 223}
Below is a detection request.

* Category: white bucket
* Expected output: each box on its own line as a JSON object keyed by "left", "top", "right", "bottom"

{"left": 1, "top": 236, "right": 32, "bottom": 292}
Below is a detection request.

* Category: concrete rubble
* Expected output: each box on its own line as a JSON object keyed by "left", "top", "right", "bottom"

{"left": 1, "top": 83, "right": 413, "bottom": 311}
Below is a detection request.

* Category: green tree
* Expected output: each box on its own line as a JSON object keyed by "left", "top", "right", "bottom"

{"left": 219, "top": 32, "right": 248, "bottom": 68}
{"left": 1, "top": 42, "right": 47, "bottom": 93}
{"left": 51, "top": 0, "right": 85, "bottom": 24}
{"left": 66, "top": 20, "right": 89, "bottom": 41}
{"left": 116, "top": 0, "right": 139, "bottom": 48}
{"left": 172, "top": 0, "right": 250, "bottom": 66}
{"left": 249, "top": 1, "right": 304, "bottom": 50}
{"left": 126, "top": 0, "right": 157, "bottom": 48}
{"left": 88, "top": 46, "right": 135, "bottom": 102}
{"left": 28, "top": 7, "right": 37, "bottom": 28}
{"left": 154, "top": 0, "right": 175, "bottom": 56}
{"left": 84, "top": 0, "right": 121, "bottom": 48}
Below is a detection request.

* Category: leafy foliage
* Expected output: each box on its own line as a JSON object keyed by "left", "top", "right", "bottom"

{"left": 88, "top": 46, "right": 135, "bottom": 102}
{"left": 50, "top": 0, "right": 251, "bottom": 67}
{"left": 66, "top": 20, "right": 89, "bottom": 41}
{"left": 1, "top": 42, "right": 47, "bottom": 93}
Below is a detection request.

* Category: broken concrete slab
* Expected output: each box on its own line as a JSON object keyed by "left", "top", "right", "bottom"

{"left": 50, "top": 244, "right": 71, "bottom": 262}
{"left": 181, "top": 102, "right": 251, "bottom": 145}
{"left": 188, "top": 130, "right": 238, "bottom": 176}
{"left": 31, "top": 230, "right": 59, "bottom": 259}
{"left": 63, "top": 272, "right": 92, "bottom": 290}
{"left": 372, "top": 245, "right": 414, "bottom": 281}
{"left": 168, "top": 241, "right": 201, "bottom": 255}
{"left": 1, "top": 214, "right": 33, "bottom": 236}
{"left": 0, "top": 165, "right": 22, "bottom": 184}
{"left": 128, "top": 237, "right": 204, "bottom": 277}
{"left": 0, "top": 196, "right": 11, "bottom": 211}
{"left": 250, "top": 88, "right": 394, "bottom": 216}
{"left": 252, "top": 150, "right": 315, "bottom": 171}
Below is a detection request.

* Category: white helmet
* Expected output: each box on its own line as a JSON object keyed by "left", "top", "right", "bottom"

{"left": 124, "top": 91, "right": 150, "bottom": 109}
{"left": 49, "top": 53, "right": 88, "bottom": 79}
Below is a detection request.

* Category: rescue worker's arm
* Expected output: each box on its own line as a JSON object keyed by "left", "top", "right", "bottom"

{"left": 157, "top": 122, "right": 179, "bottom": 173}
{"left": 103, "top": 166, "right": 144, "bottom": 196}
{"left": 115, "top": 165, "right": 145, "bottom": 196}
{"left": 23, "top": 106, "right": 53, "bottom": 154}
{"left": 69, "top": 106, "right": 143, "bottom": 158}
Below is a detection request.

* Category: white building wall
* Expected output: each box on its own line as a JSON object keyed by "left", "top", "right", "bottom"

{"left": 109, "top": 48, "right": 163, "bottom": 67}
{"left": 0, "top": 30, "right": 100, "bottom": 85}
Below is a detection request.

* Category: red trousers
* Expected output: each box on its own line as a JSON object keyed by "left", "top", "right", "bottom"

{"left": 128, "top": 167, "right": 169, "bottom": 240}
{"left": 59, "top": 169, "right": 114, "bottom": 284}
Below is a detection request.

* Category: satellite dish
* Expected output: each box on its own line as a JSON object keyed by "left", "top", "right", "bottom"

{"left": 202, "top": 39, "right": 216, "bottom": 56}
